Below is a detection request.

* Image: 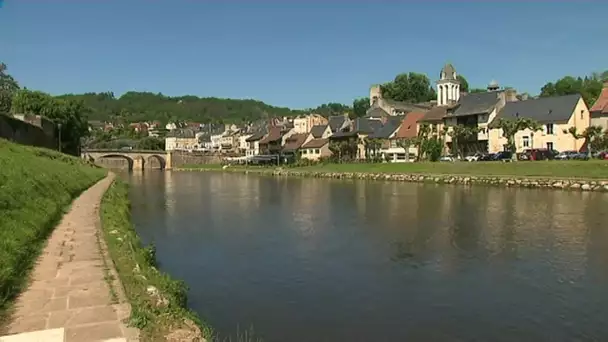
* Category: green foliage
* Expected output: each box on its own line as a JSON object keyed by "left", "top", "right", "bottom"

{"left": 100, "top": 181, "right": 214, "bottom": 340}
{"left": 380, "top": 72, "right": 436, "bottom": 103}
{"left": 448, "top": 125, "right": 480, "bottom": 158}
{"left": 0, "top": 63, "right": 20, "bottom": 114}
{"left": 456, "top": 75, "right": 469, "bottom": 93}
{"left": 309, "top": 103, "right": 351, "bottom": 117}
{"left": 328, "top": 139, "right": 358, "bottom": 162}
{"left": 0, "top": 139, "right": 105, "bottom": 320}
{"left": 59, "top": 91, "right": 305, "bottom": 124}
{"left": 540, "top": 71, "right": 607, "bottom": 106}
{"left": 352, "top": 98, "right": 370, "bottom": 117}
{"left": 496, "top": 118, "right": 542, "bottom": 158}
{"left": 12, "top": 89, "right": 90, "bottom": 155}
{"left": 135, "top": 137, "right": 165, "bottom": 151}
{"left": 563, "top": 125, "right": 606, "bottom": 156}
{"left": 469, "top": 88, "right": 487, "bottom": 93}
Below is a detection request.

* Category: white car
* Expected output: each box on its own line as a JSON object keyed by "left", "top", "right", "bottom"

{"left": 464, "top": 153, "right": 482, "bottom": 162}
{"left": 439, "top": 155, "right": 455, "bottom": 162}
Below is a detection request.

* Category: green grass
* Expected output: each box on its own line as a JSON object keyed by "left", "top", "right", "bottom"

{"left": 0, "top": 138, "right": 106, "bottom": 326}
{"left": 100, "top": 180, "right": 214, "bottom": 341}
{"left": 295, "top": 161, "right": 608, "bottom": 179}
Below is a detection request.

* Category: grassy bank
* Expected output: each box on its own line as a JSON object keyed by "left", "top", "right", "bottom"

{"left": 182, "top": 160, "right": 608, "bottom": 180}
{"left": 100, "top": 180, "right": 213, "bottom": 341}
{"left": 0, "top": 139, "right": 106, "bottom": 324}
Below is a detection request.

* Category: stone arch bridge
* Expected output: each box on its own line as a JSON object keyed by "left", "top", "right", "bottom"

{"left": 82, "top": 149, "right": 172, "bottom": 170}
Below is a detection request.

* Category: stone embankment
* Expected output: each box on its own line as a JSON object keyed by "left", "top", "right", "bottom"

{"left": 178, "top": 168, "right": 608, "bottom": 192}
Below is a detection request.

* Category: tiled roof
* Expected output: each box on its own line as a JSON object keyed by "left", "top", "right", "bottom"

{"left": 258, "top": 127, "right": 282, "bottom": 144}
{"left": 590, "top": 85, "right": 608, "bottom": 116}
{"left": 310, "top": 125, "right": 328, "bottom": 138}
{"left": 328, "top": 115, "right": 347, "bottom": 131}
{"left": 369, "top": 116, "right": 402, "bottom": 139}
{"left": 490, "top": 94, "right": 582, "bottom": 126}
{"left": 302, "top": 138, "right": 329, "bottom": 149}
{"left": 419, "top": 106, "right": 447, "bottom": 122}
{"left": 245, "top": 130, "right": 266, "bottom": 142}
{"left": 395, "top": 112, "right": 425, "bottom": 138}
{"left": 365, "top": 106, "right": 390, "bottom": 118}
{"left": 451, "top": 91, "right": 501, "bottom": 117}
{"left": 282, "top": 133, "right": 309, "bottom": 151}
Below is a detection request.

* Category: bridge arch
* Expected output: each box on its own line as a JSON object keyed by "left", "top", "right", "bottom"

{"left": 95, "top": 154, "right": 137, "bottom": 170}
{"left": 146, "top": 154, "right": 166, "bottom": 170}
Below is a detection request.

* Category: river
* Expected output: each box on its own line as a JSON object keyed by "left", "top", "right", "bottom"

{"left": 123, "top": 171, "right": 608, "bottom": 342}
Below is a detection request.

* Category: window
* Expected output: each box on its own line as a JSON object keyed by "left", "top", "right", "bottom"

{"left": 581, "top": 110, "right": 584, "bottom": 119}
{"left": 546, "top": 123, "right": 554, "bottom": 134}
{"left": 315, "top": 149, "right": 320, "bottom": 154}
{"left": 390, "top": 140, "right": 397, "bottom": 148}
{"left": 546, "top": 142, "right": 554, "bottom": 151}
{"left": 522, "top": 136, "right": 530, "bottom": 147}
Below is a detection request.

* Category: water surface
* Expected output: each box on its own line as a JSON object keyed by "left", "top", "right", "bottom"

{"left": 124, "top": 171, "right": 608, "bottom": 342}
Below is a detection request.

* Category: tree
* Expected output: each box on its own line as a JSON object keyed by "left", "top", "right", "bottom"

{"left": 563, "top": 125, "right": 604, "bottom": 157}
{"left": 0, "top": 62, "right": 20, "bottom": 114}
{"left": 469, "top": 88, "right": 487, "bottom": 93}
{"left": 310, "top": 103, "right": 351, "bottom": 117}
{"left": 448, "top": 125, "right": 480, "bottom": 158}
{"left": 380, "top": 72, "right": 436, "bottom": 103}
{"left": 496, "top": 118, "right": 542, "bottom": 160}
{"left": 396, "top": 137, "right": 415, "bottom": 162}
{"left": 456, "top": 75, "right": 469, "bottom": 93}
{"left": 540, "top": 72, "right": 606, "bottom": 106}
{"left": 352, "top": 98, "right": 370, "bottom": 117}
{"left": 12, "top": 89, "right": 90, "bottom": 155}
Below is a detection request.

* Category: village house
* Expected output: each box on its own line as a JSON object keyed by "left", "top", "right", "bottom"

{"left": 301, "top": 138, "right": 331, "bottom": 161}
{"left": 164, "top": 129, "right": 198, "bottom": 151}
{"left": 488, "top": 94, "right": 589, "bottom": 153}
{"left": 258, "top": 126, "right": 295, "bottom": 155}
{"left": 245, "top": 130, "right": 265, "bottom": 157}
{"left": 239, "top": 132, "right": 253, "bottom": 155}
{"left": 380, "top": 112, "right": 425, "bottom": 162}
{"left": 293, "top": 114, "right": 327, "bottom": 134}
{"left": 282, "top": 133, "right": 311, "bottom": 157}
{"left": 589, "top": 81, "right": 608, "bottom": 130}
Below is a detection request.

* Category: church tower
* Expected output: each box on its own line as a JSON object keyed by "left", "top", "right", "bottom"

{"left": 436, "top": 63, "right": 460, "bottom": 106}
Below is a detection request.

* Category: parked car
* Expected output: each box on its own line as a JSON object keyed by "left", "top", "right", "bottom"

{"left": 555, "top": 150, "right": 578, "bottom": 160}
{"left": 493, "top": 151, "right": 513, "bottom": 162}
{"left": 571, "top": 152, "right": 590, "bottom": 160}
{"left": 439, "top": 155, "right": 456, "bottom": 162}
{"left": 464, "top": 153, "right": 484, "bottom": 162}
{"left": 518, "top": 148, "right": 558, "bottom": 161}
{"left": 478, "top": 153, "right": 496, "bottom": 161}
{"left": 596, "top": 151, "right": 608, "bottom": 160}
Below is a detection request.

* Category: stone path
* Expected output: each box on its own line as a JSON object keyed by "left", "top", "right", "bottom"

{"left": 1, "top": 174, "right": 139, "bottom": 342}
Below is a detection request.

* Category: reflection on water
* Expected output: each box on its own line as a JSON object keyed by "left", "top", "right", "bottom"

{"left": 122, "top": 171, "right": 608, "bottom": 342}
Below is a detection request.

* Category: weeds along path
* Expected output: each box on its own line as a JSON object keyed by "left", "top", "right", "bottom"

{"left": 3, "top": 173, "right": 139, "bottom": 342}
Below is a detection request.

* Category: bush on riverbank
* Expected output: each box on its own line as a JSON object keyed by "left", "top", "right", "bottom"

{"left": 0, "top": 138, "right": 106, "bottom": 324}
{"left": 100, "top": 180, "right": 214, "bottom": 341}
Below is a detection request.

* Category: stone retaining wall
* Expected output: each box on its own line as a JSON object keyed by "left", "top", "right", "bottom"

{"left": 177, "top": 167, "right": 608, "bottom": 192}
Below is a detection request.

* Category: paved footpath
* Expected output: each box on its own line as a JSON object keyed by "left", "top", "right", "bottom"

{"left": 0, "top": 174, "right": 139, "bottom": 342}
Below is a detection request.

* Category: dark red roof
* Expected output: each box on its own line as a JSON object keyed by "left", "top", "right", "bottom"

{"left": 590, "top": 84, "right": 608, "bottom": 116}
{"left": 259, "top": 127, "right": 282, "bottom": 144}
{"left": 395, "top": 112, "right": 425, "bottom": 138}
{"left": 282, "top": 133, "right": 309, "bottom": 151}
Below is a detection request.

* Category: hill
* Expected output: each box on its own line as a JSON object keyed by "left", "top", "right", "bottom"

{"left": 58, "top": 91, "right": 307, "bottom": 124}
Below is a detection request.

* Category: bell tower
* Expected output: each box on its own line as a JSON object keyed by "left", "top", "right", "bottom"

{"left": 436, "top": 63, "right": 460, "bottom": 106}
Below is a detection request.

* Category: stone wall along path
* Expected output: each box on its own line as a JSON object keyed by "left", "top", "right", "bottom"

{"left": 0, "top": 173, "right": 139, "bottom": 342}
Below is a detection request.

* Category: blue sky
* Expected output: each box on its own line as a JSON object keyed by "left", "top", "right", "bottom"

{"left": 1, "top": 1, "right": 607, "bottom": 109}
